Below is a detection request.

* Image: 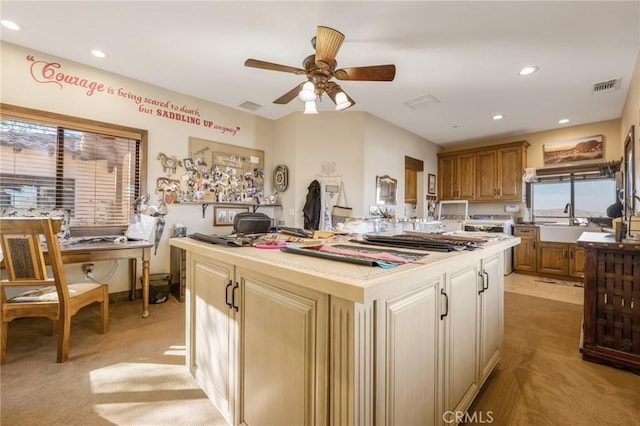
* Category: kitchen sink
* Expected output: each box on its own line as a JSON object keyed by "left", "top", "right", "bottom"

{"left": 538, "top": 224, "right": 601, "bottom": 243}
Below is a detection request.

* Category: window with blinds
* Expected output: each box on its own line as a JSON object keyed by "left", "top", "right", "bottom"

{"left": 0, "top": 105, "right": 146, "bottom": 235}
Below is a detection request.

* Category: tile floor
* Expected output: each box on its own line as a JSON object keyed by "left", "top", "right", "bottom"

{"left": 504, "top": 272, "right": 584, "bottom": 305}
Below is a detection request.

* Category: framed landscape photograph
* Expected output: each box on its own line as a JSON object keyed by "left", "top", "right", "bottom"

{"left": 427, "top": 173, "right": 437, "bottom": 195}
{"left": 543, "top": 135, "right": 604, "bottom": 166}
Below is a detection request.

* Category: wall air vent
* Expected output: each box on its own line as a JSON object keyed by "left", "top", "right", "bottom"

{"left": 592, "top": 78, "right": 621, "bottom": 94}
{"left": 238, "top": 100, "right": 262, "bottom": 111}
{"left": 404, "top": 93, "right": 440, "bottom": 110}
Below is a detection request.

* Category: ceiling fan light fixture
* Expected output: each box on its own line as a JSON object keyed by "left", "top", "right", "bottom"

{"left": 303, "top": 101, "right": 318, "bottom": 115}
{"left": 244, "top": 26, "right": 395, "bottom": 111}
{"left": 298, "top": 82, "right": 317, "bottom": 102}
{"left": 335, "top": 91, "right": 351, "bottom": 111}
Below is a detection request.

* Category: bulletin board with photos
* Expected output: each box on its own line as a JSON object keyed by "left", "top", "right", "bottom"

{"left": 184, "top": 137, "right": 265, "bottom": 204}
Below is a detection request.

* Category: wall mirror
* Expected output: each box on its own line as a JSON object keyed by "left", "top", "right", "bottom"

{"left": 376, "top": 175, "right": 397, "bottom": 205}
{"left": 624, "top": 125, "right": 635, "bottom": 219}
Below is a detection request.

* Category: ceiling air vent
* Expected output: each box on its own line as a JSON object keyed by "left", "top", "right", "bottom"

{"left": 404, "top": 93, "right": 440, "bottom": 110}
{"left": 238, "top": 100, "right": 262, "bottom": 111}
{"left": 592, "top": 78, "right": 620, "bottom": 94}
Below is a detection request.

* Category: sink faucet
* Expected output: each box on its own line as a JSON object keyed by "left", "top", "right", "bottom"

{"left": 563, "top": 202, "right": 573, "bottom": 224}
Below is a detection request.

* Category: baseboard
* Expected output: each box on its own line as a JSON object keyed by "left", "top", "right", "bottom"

{"left": 108, "top": 290, "right": 142, "bottom": 303}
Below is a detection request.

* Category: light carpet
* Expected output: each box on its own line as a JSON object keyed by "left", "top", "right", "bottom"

{"left": 2, "top": 291, "right": 639, "bottom": 425}
{"left": 0, "top": 297, "right": 226, "bottom": 426}
{"left": 468, "top": 292, "right": 640, "bottom": 426}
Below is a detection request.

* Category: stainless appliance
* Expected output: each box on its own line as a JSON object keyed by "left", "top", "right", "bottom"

{"left": 464, "top": 214, "right": 514, "bottom": 275}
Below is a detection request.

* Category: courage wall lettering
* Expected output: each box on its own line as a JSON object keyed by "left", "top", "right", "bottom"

{"left": 25, "top": 54, "right": 240, "bottom": 135}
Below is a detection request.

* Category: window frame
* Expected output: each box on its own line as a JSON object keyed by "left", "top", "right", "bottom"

{"left": 0, "top": 103, "right": 148, "bottom": 237}
{"left": 531, "top": 170, "right": 617, "bottom": 224}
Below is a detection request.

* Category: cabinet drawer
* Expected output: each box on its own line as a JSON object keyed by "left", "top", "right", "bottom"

{"left": 514, "top": 227, "right": 537, "bottom": 238}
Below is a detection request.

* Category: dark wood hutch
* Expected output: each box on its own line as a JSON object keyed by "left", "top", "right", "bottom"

{"left": 578, "top": 232, "right": 640, "bottom": 374}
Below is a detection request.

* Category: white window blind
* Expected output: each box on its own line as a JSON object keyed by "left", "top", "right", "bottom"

{"left": 0, "top": 114, "right": 142, "bottom": 231}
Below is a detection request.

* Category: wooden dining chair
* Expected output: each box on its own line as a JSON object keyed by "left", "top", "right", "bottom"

{"left": 0, "top": 217, "right": 109, "bottom": 363}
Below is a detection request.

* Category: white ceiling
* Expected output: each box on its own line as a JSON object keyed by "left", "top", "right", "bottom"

{"left": 1, "top": 1, "right": 639, "bottom": 146}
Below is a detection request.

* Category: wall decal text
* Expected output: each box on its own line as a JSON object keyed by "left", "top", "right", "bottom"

{"left": 26, "top": 54, "right": 240, "bottom": 135}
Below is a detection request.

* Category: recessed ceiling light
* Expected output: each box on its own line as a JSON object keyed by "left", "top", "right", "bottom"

{"left": 518, "top": 66, "right": 539, "bottom": 76}
{"left": 1, "top": 20, "right": 20, "bottom": 31}
{"left": 558, "top": 118, "right": 570, "bottom": 124}
{"left": 492, "top": 114, "right": 504, "bottom": 120}
{"left": 91, "top": 49, "right": 107, "bottom": 58}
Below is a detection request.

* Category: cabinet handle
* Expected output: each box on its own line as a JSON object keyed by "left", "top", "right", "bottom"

{"left": 483, "top": 271, "right": 489, "bottom": 291}
{"left": 225, "top": 280, "right": 233, "bottom": 308}
{"left": 533, "top": 241, "right": 537, "bottom": 249}
{"left": 440, "top": 289, "right": 449, "bottom": 320}
{"left": 478, "top": 271, "right": 486, "bottom": 294}
{"left": 231, "top": 282, "right": 239, "bottom": 312}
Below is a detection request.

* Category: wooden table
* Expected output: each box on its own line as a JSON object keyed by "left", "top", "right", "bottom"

{"left": 56, "top": 240, "right": 153, "bottom": 318}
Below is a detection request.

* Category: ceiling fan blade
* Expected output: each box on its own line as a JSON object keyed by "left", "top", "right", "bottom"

{"left": 334, "top": 65, "right": 396, "bottom": 81}
{"left": 273, "top": 82, "right": 305, "bottom": 104}
{"left": 315, "top": 26, "right": 345, "bottom": 69}
{"left": 244, "top": 59, "right": 306, "bottom": 75}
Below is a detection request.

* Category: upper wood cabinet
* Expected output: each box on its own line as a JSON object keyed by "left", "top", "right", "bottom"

{"left": 438, "top": 154, "right": 457, "bottom": 200}
{"left": 404, "top": 156, "right": 423, "bottom": 204}
{"left": 477, "top": 146, "right": 525, "bottom": 201}
{"left": 438, "top": 141, "right": 529, "bottom": 202}
{"left": 438, "top": 152, "right": 476, "bottom": 200}
{"left": 405, "top": 168, "right": 417, "bottom": 204}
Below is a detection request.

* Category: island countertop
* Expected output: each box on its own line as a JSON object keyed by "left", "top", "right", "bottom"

{"left": 170, "top": 236, "right": 519, "bottom": 303}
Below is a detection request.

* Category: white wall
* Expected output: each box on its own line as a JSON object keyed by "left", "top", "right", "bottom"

{"left": 293, "top": 111, "right": 365, "bottom": 226}
{"left": 1, "top": 42, "right": 274, "bottom": 290}
{"left": 1, "top": 41, "right": 438, "bottom": 291}
{"left": 271, "top": 109, "right": 440, "bottom": 228}
{"left": 364, "top": 114, "right": 439, "bottom": 218}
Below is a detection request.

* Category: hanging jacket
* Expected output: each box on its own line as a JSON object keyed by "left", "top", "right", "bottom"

{"left": 303, "top": 179, "right": 321, "bottom": 230}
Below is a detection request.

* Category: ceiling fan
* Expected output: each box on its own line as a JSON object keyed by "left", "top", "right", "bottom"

{"left": 244, "top": 26, "right": 396, "bottom": 112}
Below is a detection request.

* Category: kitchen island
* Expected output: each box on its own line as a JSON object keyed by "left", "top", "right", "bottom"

{"left": 169, "top": 235, "right": 520, "bottom": 425}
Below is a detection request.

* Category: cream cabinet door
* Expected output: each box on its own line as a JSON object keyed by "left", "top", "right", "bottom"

{"left": 443, "top": 262, "right": 480, "bottom": 415}
{"left": 189, "top": 255, "right": 236, "bottom": 425}
{"left": 237, "top": 270, "right": 328, "bottom": 426}
{"left": 478, "top": 252, "right": 503, "bottom": 383}
{"left": 378, "top": 277, "right": 442, "bottom": 426}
